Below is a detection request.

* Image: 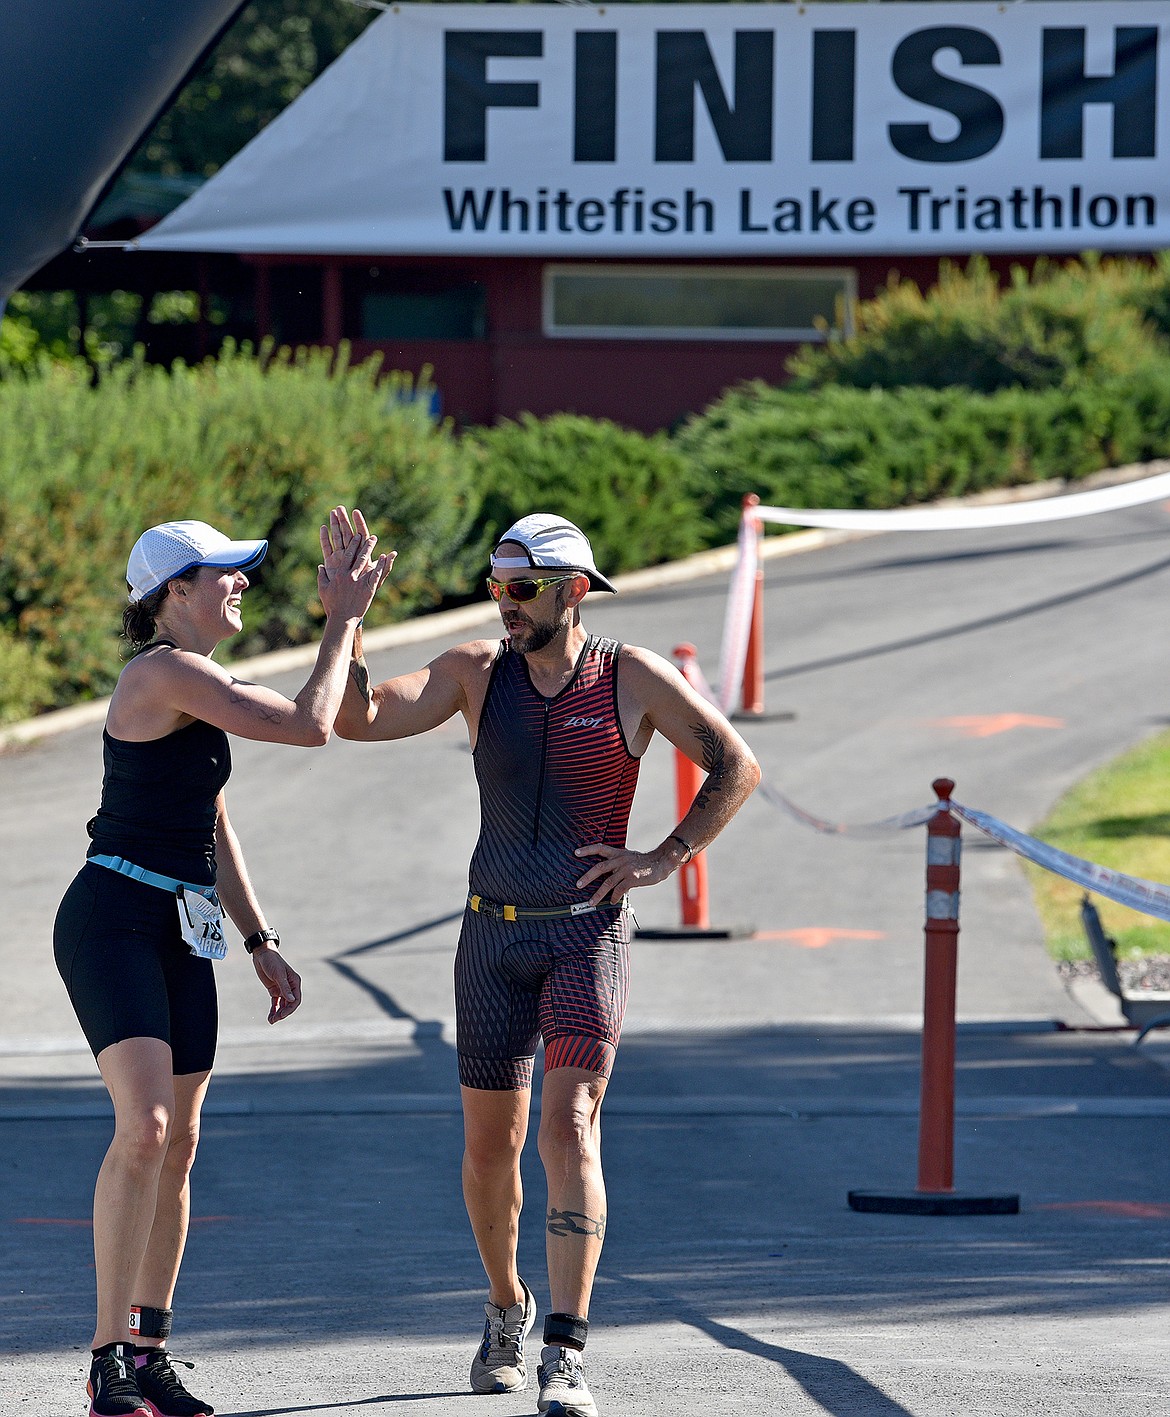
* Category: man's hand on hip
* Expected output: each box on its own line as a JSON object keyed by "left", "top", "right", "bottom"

{"left": 574, "top": 841, "right": 682, "bottom": 906}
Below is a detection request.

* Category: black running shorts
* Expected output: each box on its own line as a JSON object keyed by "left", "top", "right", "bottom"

{"left": 53, "top": 863, "right": 218, "bottom": 1075}
{"left": 454, "top": 903, "right": 631, "bottom": 1091}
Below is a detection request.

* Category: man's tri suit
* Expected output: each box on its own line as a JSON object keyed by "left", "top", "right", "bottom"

{"left": 456, "top": 635, "right": 640, "bottom": 1090}
{"left": 54, "top": 696, "right": 229, "bottom": 1075}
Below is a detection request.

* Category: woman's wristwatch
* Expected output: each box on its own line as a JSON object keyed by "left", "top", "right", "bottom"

{"left": 243, "top": 928, "right": 280, "bottom": 954}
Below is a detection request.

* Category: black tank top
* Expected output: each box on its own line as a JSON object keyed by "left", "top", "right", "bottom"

{"left": 87, "top": 719, "right": 231, "bottom": 888}
{"left": 470, "top": 636, "right": 640, "bottom": 907}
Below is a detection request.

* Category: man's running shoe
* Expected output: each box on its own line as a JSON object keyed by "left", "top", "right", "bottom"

{"left": 134, "top": 1348, "right": 215, "bottom": 1417}
{"left": 87, "top": 1343, "right": 151, "bottom": 1417}
{"left": 537, "top": 1345, "right": 598, "bottom": 1417}
{"left": 469, "top": 1277, "right": 537, "bottom": 1393}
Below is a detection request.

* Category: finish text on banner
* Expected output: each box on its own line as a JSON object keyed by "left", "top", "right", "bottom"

{"left": 139, "top": 3, "right": 1169, "bottom": 257}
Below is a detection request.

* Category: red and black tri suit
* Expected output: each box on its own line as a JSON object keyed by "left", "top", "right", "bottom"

{"left": 456, "top": 635, "right": 639, "bottom": 1090}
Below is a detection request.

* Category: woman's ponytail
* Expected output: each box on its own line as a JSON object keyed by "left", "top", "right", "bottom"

{"left": 121, "top": 568, "right": 200, "bottom": 654}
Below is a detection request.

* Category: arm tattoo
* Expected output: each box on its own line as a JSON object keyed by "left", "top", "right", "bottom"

{"left": 547, "top": 1208, "right": 606, "bottom": 1240}
{"left": 229, "top": 679, "right": 283, "bottom": 724}
{"left": 349, "top": 656, "right": 371, "bottom": 708}
{"left": 692, "top": 722, "right": 727, "bottom": 811}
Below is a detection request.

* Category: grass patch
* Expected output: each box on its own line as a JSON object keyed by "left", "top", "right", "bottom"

{"left": 1026, "top": 729, "right": 1170, "bottom": 960}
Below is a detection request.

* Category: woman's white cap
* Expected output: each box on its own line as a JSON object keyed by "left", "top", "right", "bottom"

{"left": 127, "top": 521, "right": 268, "bottom": 603}
{"left": 492, "top": 513, "right": 617, "bottom": 594}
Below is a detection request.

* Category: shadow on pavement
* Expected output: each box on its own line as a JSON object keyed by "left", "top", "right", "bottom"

{"left": 3, "top": 1024, "right": 1169, "bottom": 1389}
{"left": 765, "top": 550, "right": 1170, "bottom": 683}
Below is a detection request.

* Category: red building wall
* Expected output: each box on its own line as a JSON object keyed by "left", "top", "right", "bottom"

{"left": 252, "top": 250, "right": 1044, "bottom": 434}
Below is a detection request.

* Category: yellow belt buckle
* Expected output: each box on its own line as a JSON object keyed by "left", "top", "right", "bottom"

{"left": 503, "top": 904, "right": 517, "bottom": 922}
{"left": 470, "top": 895, "right": 482, "bottom": 913}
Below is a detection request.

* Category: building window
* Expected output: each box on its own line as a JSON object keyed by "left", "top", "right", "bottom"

{"left": 543, "top": 264, "right": 854, "bottom": 342}
{"left": 360, "top": 282, "right": 486, "bottom": 341}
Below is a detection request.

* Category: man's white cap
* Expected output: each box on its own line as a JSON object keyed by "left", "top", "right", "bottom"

{"left": 126, "top": 520, "right": 268, "bottom": 603}
{"left": 492, "top": 513, "right": 617, "bottom": 594}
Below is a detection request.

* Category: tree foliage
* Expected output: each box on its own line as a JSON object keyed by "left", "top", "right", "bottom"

{"left": 126, "top": 0, "right": 376, "bottom": 181}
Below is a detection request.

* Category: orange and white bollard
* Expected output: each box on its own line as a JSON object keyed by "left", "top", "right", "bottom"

{"left": 917, "top": 777, "right": 962, "bottom": 1194}
{"left": 740, "top": 494, "right": 765, "bottom": 717}
{"left": 671, "top": 643, "right": 711, "bottom": 930}
{"left": 847, "top": 777, "right": 1019, "bottom": 1215}
{"left": 633, "top": 645, "right": 747, "bottom": 941}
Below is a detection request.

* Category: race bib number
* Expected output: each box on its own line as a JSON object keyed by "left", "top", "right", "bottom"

{"left": 177, "top": 886, "right": 227, "bottom": 960}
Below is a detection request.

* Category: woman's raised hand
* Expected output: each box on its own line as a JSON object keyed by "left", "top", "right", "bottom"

{"left": 318, "top": 506, "right": 394, "bottom": 621}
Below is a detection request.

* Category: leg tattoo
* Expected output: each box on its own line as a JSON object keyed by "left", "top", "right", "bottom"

{"left": 547, "top": 1209, "right": 606, "bottom": 1239}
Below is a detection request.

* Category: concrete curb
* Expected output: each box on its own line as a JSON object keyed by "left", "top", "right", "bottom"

{"left": 3, "top": 459, "right": 1164, "bottom": 753}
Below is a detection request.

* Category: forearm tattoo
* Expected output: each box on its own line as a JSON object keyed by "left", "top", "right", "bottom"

{"left": 547, "top": 1208, "right": 606, "bottom": 1239}
{"left": 229, "top": 679, "right": 282, "bottom": 724}
{"left": 692, "top": 722, "right": 727, "bottom": 811}
{"left": 349, "top": 656, "right": 371, "bottom": 707}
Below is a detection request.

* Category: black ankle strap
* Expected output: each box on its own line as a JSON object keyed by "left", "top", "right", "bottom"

{"left": 130, "top": 1304, "right": 172, "bottom": 1340}
{"left": 543, "top": 1312, "right": 589, "bottom": 1349}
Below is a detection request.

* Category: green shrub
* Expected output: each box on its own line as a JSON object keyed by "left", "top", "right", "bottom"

{"left": 0, "top": 628, "right": 58, "bottom": 725}
{"left": 1113, "top": 250, "right": 1170, "bottom": 346}
{"left": 788, "top": 255, "right": 1166, "bottom": 394}
{"left": 0, "top": 344, "right": 481, "bottom": 707}
{"left": 677, "top": 370, "right": 1170, "bottom": 544}
{"left": 465, "top": 412, "right": 705, "bottom": 574}
{"left": 0, "top": 313, "right": 46, "bottom": 376}
{"left": 0, "top": 290, "right": 145, "bottom": 370}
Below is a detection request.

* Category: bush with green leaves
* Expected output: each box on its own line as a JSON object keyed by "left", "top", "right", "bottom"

{"left": 676, "top": 370, "right": 1170, "bottom": 544}
{"left": 465, "top": 412, "right": 706, "bottom": 574}
{"left": 1112, "top": 250, "right": 1170, "bottom": 346}
{"left": 788, "top": 255, "right": 1167, "bottom": 394}
{"left": 0, "top": 628, "right": 58, "bottom": 724}
{"left": 0, "top": 344, "right": 483, "bottom": 718}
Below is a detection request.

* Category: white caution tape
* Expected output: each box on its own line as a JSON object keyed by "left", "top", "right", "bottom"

{"left": 709, "top": 472, "right": 1170, "bottom": 726}
{"left": 950, "top": 801, "right": 1170, "bottom": 923}
{"left": 683, "top": 654, "right": 937, "bottom": 836}
{"left": 759, "top": 779, "right": 937, "bottom": 836}
{"left": 752, "top": 469, "right": 1170, "bottom": 533}
{"left": 707, "top": 471, "right": 1170, "bottom": 720}
{"left": 686, "top": 611, "right": 1170, "bottom": 861}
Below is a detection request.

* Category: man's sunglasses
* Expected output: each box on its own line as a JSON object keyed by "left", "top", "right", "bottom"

{"left": 486, "top": 574, "right": 578, "bottom": 604}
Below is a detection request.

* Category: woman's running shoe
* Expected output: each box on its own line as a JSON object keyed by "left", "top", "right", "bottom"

{"left": 87, "top": 1343, "right": 150, "bottom": 1417}
{"left": 470, "top": 1277, "right": 537, "bottom": 1393}
{"left": 134, "top": 1347, "right": 215, "bottom": 1417}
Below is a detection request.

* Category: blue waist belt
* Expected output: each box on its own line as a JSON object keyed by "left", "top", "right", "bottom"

{"left": 88, "top": 854, "right": 217, "bottom": 901}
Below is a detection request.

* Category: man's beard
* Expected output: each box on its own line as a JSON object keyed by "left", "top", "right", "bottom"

{"left": 506, "top": 604, "right": 570, "bottom": 654}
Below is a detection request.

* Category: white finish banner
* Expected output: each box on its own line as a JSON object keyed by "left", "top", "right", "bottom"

{"left": 140, "top": 3, "right": 1170, "bottom": 257}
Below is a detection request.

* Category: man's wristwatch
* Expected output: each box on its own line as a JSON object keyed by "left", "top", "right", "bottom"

{"left": 243, "top": 928, "right": 280, "bottom": 954}
{"left": 666, "top": 834, "right": 695, "bottom": 865}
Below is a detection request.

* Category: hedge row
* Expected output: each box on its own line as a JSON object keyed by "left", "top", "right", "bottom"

{"left": 789, "top": 253, "right": 1170, "bottom": 393}
{"left": 0, "top": 345, "right": 484, "bottom": 719}
{"left": 678, "top": 370, "right": 1170, "bottom": 543}
{"left": 0, "top": 347, "right": 700, "bottom": 722}
{"left": 5, "top": 255, "right": 1170, "bottom": 724}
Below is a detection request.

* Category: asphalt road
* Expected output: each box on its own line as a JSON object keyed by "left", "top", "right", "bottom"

{"left": 3, "top": 492, "right": 1169, "bottom": 1415}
